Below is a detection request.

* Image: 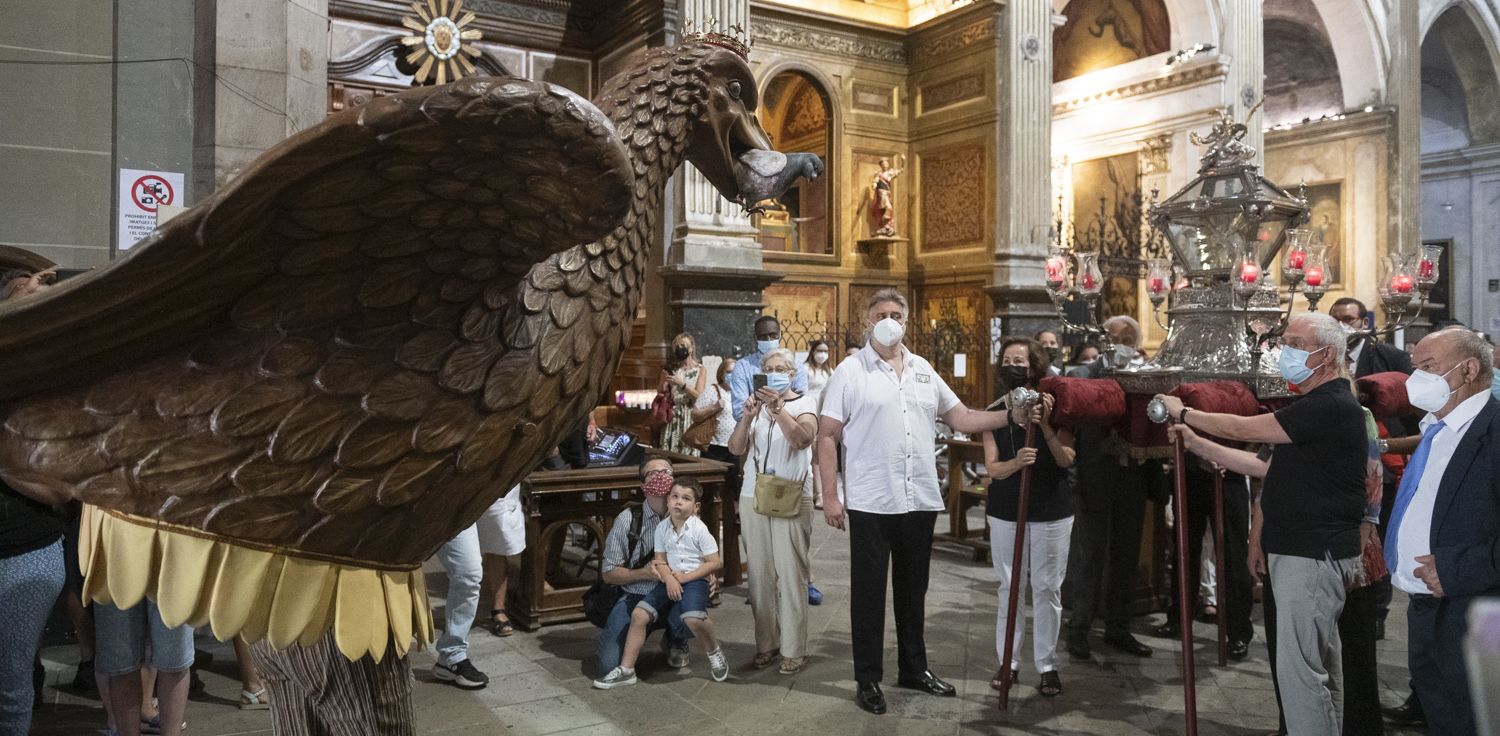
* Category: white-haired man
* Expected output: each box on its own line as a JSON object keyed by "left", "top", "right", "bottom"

{"left": 1156, "top": 312, "right": 1367, "bottom": 736}
{"left": 816, "top": 289, "right": 1013, "bottom": 715}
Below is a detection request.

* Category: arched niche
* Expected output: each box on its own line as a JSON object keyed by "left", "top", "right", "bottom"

{"left": 1052, "top": 0, "right": 1171, "bottom": 82}
{"left": 1262, "top": 2, "right": 1344, "bottom": 127}
{"left": 755, "top": 69, "right": 833, "bottom": 256}
{"left": 1422, "top": 5, "right": 1500, "bottom": 151}
{"left": 1304, "top": 0, "right": 1385, "bottom": 108}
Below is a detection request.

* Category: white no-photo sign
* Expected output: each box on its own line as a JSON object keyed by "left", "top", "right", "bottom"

{"left": 118, "top": 168, "right": 185, "bottom": 252}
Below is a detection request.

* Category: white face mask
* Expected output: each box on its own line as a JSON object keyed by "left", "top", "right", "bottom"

{"left": 1111, "top": 344, "right": 1138, "bottom": 366}
{"left": 1339, "top": 322, "right": 1359, "bottom": 336}
{"left": 871, "top": 317, "right": 904, "bottom": 348}
{"left": 1405, "top": 363, "right": 1464, "bottom": 413}
{"left": 812, "top": 351, "right": 829, "bottom": 365}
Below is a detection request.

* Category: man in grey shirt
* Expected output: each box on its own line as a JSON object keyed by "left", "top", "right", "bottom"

{"left": 594, "top": 457, "right": 691, "bottom": 679}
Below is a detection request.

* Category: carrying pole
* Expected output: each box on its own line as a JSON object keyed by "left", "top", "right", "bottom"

{"left": 997, "top": 410, "right": 1039, "bottom": 709}
{"left": 1213, "top": 465, "right": 1229, "bottom": 666}
{"left": 1172, "top": 431, "right": 1200, "bottom": 736}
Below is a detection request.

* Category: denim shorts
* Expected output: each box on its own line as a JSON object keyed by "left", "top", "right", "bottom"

{"left": 94, "top": 600, "right": 195, "bottom": 676}
{"left": 636, "top": 578, "right": 709, "bottom": 641}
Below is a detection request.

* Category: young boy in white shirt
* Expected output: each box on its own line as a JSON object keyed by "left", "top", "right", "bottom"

{"left": 592, "top": 477, "right": 728, "bottom": 687}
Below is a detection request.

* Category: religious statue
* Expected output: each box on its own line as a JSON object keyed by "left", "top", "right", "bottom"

{"left": 0, "top": 32, "right": 819, "bottom": 733}
{"left": 871, "top": 154, "right": 905, "bottom": 237}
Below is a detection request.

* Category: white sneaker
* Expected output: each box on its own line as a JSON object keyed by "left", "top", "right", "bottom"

{"left": 592, "top": 666, "right": 638, "bottom": 689}
{"left": 707, "top": 648, "right": 729, "bottom": 682}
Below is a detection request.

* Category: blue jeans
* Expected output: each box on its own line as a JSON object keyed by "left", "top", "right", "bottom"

{"left": 0, "top": 541, "right": 65, "bottom": 736}
{"left": 595, "top": 592, "right": 689, "bottom": 675}
{"left": 435, "top": 524, "right": 483, "bottom": 667}
{"left": 637, "top": 579, "right": 709, "bottom": 641}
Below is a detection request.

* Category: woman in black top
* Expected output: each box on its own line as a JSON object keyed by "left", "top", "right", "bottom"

{"left": 0, "top": 480, "right": 67, "bottom": 733}
{"left": 983, "top": 338, "right": 1076, "bottom": 699}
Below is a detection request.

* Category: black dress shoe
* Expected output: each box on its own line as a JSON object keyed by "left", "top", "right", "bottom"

{"left": 1382, "top": 695, "right": 1426, "bottom": 727}
{"left": 1151, "top": 621, "right": 1180, "bottom": 638}
{"left": 856, "top": 681, "right": 887, "bottom": 715}
{"left": 1066, "top": 636, "right": 1092, "bottom": 660}
{"left": 1375, "top": 619, "right": 1386, "bottom": 641}
{"left": 1227, "top": 639, "right": 1249, "bottom": 661}
{"left": 896, "top": 670, "right": 956, "bottom": 697}
{"left": 1103, "top": 632, "right": 1153, "bottom": 657}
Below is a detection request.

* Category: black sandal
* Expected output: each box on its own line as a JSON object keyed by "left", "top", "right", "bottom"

{"left": 489, "top": 609, "right": 515, "bottom": 637}
{"left": 1039, "top": 670, "right": 1062, "bottom": 697}
{"left": 990, "top": 667, "right": 1018, "bottom": 691}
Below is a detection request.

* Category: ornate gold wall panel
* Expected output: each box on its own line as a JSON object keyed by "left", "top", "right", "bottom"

{"left": 919, "top": 144, "right": 986, "bottom": 251}
{"left": 919, "top": 73, "right": 985, "bottom": 114}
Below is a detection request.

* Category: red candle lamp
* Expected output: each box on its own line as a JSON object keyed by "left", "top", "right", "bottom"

{"left": 1304, "top": 266, "right": 1324, "bottom": 287}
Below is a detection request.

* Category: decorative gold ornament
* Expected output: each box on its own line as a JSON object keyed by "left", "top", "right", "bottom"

{"left": 401, "top": 0, "right": 483, "bottom": 85}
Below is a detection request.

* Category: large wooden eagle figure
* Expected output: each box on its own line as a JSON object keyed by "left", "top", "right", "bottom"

{"left": 0, "top": 37, "right": 821, "bottom": 664}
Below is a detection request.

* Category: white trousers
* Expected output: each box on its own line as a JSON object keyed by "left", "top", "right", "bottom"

{"left": 739, "top": 495, "right": 812, "bottom": 658}
{"left": 990, "top": 516, "right": 1073, "bottom": 673}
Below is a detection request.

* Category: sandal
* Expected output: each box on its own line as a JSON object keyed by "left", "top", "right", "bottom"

{"left": 489, "top": 609, "right": 515, "bottom": 637}
{"left": 1039, "top": 670, "right": 1062, "bottom": 697}
{"left": 990, "top": 667, "right": 1019, "bottom": 692}
{"left": 751, "top": 650, "right": 780, "bottom": 669}
{"left": 778, "top": 656, "right": 805, "bottom": 675}
{"left": 239, "top": 687, "right": 271, "bottom": 710}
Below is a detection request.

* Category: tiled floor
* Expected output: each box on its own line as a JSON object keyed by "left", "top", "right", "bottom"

{"left": 33, "top": 509, "right": 1424, "bottom": 735}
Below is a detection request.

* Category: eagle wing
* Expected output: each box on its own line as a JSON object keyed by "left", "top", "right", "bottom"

{"left": 0, "top": 76, "right": 633, "bottom": 567}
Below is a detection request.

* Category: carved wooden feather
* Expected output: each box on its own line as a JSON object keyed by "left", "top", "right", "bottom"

{"left": 0, "top": 41, "right": 814, "bottom": 571}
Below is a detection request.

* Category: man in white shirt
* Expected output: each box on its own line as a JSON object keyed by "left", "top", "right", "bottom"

{"left": 815, "top": 289, "right": 1013, "bottom": 715}
{"left": 1383, "top": 327, "right": 1500, "bottom": 736}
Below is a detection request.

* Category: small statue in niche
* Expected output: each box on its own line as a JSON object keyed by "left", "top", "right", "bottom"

{"left": 871, "top": 155, "right": 905, "bottom": 237}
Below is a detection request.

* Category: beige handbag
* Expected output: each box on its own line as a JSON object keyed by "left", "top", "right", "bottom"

{"left": 750, "top": 410, "right": 806, "bottom": 519}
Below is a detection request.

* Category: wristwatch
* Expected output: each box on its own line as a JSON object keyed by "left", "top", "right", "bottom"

{"left": 1178, "top": 406, "right": 1192, "bottom": 424}
{"left": 1377, "top": 438, "right": 1390, "bottom": 454}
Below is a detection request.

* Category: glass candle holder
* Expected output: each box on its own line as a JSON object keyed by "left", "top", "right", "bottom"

{"left": 1146, "top": 258, "right": 1170, "bottom": 307}
{"left": 1234, "top": 247, "right": 1262, "bottom": 298}
{"left": 1075, "top": 252, "right": 1103, "bottom": 296}
{"left": 1416, "top": 243, "right": 1441, "bottom": 292}
{"left": 1302, "top": 244, "right": 1329, "bottom": 297}
{"left": 1045, "top": 247, "right": 1070, "bottom": 297}
{"left": 1282, "top": 227, "right": 1311, "bottom": 286}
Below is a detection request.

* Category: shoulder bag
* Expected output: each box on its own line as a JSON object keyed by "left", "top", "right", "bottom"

{"left": 682, "top": 385, "right": 723, "bottom": 451}
{"left": 750, "top": 406, "right": 807, "bottom": 519}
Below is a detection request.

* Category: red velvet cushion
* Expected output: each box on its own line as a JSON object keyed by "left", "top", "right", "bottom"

{"left": 1170, "top": 381, "right": 1260, "bottom": 417}
{"left": 1357, "top": 371, "right": 1415, "bottom": 417}
{"left": 1038, "top": 376, "right": 1126, "bottom": 428}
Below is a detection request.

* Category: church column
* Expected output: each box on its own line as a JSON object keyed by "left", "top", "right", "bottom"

{"left": 196, "top": 0, "right": 329, "bottom": 192}
{"left": 659, "top": 0, "right": 783, "bottom": 359}
{"left": 986, "top": 2, "right": 1056, "bottom": 338}
{"left": 1219, "top": 0, "right": 1264, "bottom": 164}
{"left": 1386, "top": 0, "right": 1421, "bottom": 318}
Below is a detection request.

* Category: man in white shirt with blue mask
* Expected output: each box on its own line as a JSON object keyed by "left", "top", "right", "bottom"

{"left": 729, "top": 315, "right": 808, "bottom": 420}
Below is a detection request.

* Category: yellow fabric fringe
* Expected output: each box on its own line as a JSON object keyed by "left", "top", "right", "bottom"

{"left": 78, "top": 504, "right": 433, "bottom": 663}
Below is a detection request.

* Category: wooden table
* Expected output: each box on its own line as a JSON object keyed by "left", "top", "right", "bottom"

{"left": 934, "top": 438, "right": 991, "bottom": 562}
{"left": 509, "top": 448, "right": 731, "bottom": 630}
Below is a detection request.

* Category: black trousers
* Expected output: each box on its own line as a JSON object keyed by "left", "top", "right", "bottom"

{"left": 1264, "top": 575, "right": 1384, "bottom": 736}
{"left": 1066, "top": 460, "right": 1149, "bottom": 639}
{"left": 1163, "top": 466, "right": 1254, "bottom": 644}
{"left": 848, "top": 509, "right": 937, "bottom": 683}
{"left": 1409, "top": 595, "right": 1476, "bottom": 736}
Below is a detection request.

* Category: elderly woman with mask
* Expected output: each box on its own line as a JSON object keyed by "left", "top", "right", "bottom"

{"left": 728, "top": 348, "right": 818, "bottom": 674}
